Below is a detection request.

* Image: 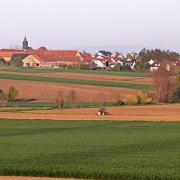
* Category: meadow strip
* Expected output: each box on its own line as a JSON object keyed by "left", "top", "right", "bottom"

{"left": 0, "top": 67, "right": 147, "bottom": 77}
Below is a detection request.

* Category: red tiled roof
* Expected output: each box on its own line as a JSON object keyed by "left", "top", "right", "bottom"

{"left": 33, "top": 50, "right": 80, "bottom": 62}
{"left": 0, "top": 50, "right": 27, "bottom": 58}
{"left": 0, "top": 49, "right": 93, "bottom": 63}
{"left": 36, "top": 47, "right": 48, "bottom": 51}
{"left": 79, "top": 52, "right": 92, "bottom": 62}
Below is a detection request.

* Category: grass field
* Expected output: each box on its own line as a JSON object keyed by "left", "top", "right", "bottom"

{"left": 0, "top": 101, "right": 125, "bottom": 112}
{"left": 0, "top": 73, "right": 150, "bottom": 90}
{"left": 0, "top": 67, "right": 148, "bottom": 77}
{"left": 0, "top": 119, "right": 180, "bottom": 180}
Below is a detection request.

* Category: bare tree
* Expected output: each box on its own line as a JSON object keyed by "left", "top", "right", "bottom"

{"left": 68, "top": 89, "right": 76, "bottom": 108}
{"left": 0, "top": 89, "right": 6, "bottom": 107}
{"left": 114, "top": 93, "right": 124, "bottom": 105}
{"left": 55, "top": 90, "right": 65, "bottom": 109}
{"left": 7, "top": 87, "right": 19, "bottom": 102}
{"left": 152, "top": 60, "right": 175, "bottom": 103}
{"left": 97, "top": 92, "right": 107, "bottom": 108}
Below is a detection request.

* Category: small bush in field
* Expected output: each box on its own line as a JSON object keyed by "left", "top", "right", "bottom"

{"left": 137, "top": 91, "right": 153, "bottom": 104}
{"left": 7, "top": 86, "right": 19, "bottom": 102}
{"left": 125, "top": 94, "right": 138, "bottom": 105}
{"left": 0, "top": 89, "right": 6, "bottom": 106}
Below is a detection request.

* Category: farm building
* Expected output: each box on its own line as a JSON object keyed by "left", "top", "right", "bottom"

{"left": 21, "top": 50, "right": 93, "bottom": 68}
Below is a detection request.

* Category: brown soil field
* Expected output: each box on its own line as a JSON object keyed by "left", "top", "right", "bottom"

{"left": 0, "top": 79, "right": 139, "bottom": 102}
{"left": 40, "top": 72, "right": 152, "bottom": 84}
{"left": 0, "top": 177, "right": 85, "bottom": 180}
{"left": 0, "top": 71, "right": 152, "bottom": 84}
{"left": 0, "top": 104, "right": 180, "bottom": 122}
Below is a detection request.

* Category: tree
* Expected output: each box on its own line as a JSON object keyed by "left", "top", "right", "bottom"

{"left": 152, "top": 61, "right": 175, "bottom": 103}
{"left": 0, "top": 89, "right": 6, "bottom": 106}
{"left": 0, "top": 58, "right": 7, "bottom": 66}
{"left": 97, "top": 92, "right": 107, "bottom": 108}
{"left": 55, "top": 90, "right": 65, "bottom": 109}
{"left": 139, "top": 48, "right": 179, "bottom": 63}
{"left": 7, "top": 87, "right": 19, "bottom": 102}
{"left": 10, "top": 57, "right": 23, "bottom": 67}
{"left": 68, "top": 89, "right": 76, "bottom": 108}
{"left": 171, "top": 75, "right": 180, "bottom": 102}
{"left": 113, "top": 93, "right": 124, "bottom": 105}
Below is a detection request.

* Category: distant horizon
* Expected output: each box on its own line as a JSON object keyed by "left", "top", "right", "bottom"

{"left": 0, "top": 0, "right": 180, "bottom": 54}
{"left": 1, "top": 38, "right": 179, "bottom": 55}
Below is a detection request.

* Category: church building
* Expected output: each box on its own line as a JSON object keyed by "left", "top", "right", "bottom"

{"left": 22, "top": 36, "right": 32, "bottom": 50}
{"left": 22, "top": 36, "right": 28, "bottom": 50}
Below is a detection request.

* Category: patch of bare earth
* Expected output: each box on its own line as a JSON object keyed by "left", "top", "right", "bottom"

{"left": 0, "top": 104, "right": 180, "bottom": 122}
{"left": 0, "top": 79, "right": 139, "bottom": 102}
{"left": 40, "top": 72, "right": 151, "bottom": 84}
{"left": 0, "top": 71, "right": 152, "bottom": 84}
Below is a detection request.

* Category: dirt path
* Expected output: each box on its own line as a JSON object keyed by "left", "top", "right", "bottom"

{"left": 0, "top": 104, "right": 180, "bottom": 122}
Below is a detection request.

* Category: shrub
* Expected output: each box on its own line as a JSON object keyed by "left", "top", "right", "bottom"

{"left": 113, "top": 63, "right": 123, "bottom": 72}
{"left": 116, "top": 99, "right": 125, "bottom": 106}
{"left": 0, "top": 89, "right": 6, "bottom": 106}
{"left": 114, "top": 93, "right": 124, "bottom": 105}
{"left": 171, "top": 75, "right": 180, "bottom": 102}
{"left": 10, "top": 58, "right": 23, "bottom": 67}
{"left": 125, "top": 94, "right": 139, "bottom": 105}
{"left": 0, "top": 58, "right": 7, "bottom": 66}
{"left": 137, "top": 91, "right": 153, "bottom": 104}
{"left": 7, "top": 87, "right": 19, "bottom": 102}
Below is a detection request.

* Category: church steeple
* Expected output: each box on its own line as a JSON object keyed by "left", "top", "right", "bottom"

{"left": 22, "top": 36, "right": 28, "bottom": 50}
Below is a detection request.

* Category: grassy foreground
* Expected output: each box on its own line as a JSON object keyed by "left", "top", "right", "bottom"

{"left": 0, "top": 73, "right": 150, "bottom": 90}
{"left": 0, "top": 67, "right": 147, "bottom": 77}
{"left": 0, "top": 119, "right": 180, "bottom": 180}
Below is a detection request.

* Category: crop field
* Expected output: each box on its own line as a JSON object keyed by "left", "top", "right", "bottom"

{"left": 0, "top": 67, "right": 150, "bottom": 103}
{"left": 0, "top": 73, "right": 150, "bottom": 90}
{"left": 0, "top": 79, "right": 140, "bottom": 102}
{"left": 0, "top": 119, "right": 180, "bottom": 180}
{"left": 0, "top": 67, "right": 147, "bottom": 77}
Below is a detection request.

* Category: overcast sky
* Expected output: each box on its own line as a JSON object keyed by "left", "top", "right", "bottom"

{"left": 0, "top": 0, "right": 180, "bottom": 52}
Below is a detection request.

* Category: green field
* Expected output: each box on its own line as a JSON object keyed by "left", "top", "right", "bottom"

{"left": 0, "top": 67, "right": 148, "bottom": 77}
{"left": 0, "top": 101, "right": 124, "bottom": 112}
{"left": 0, "top": 119, "right": 180, "bottom": 180}
{"left": 0, "top": 73, "right": 150, "bottom": 90}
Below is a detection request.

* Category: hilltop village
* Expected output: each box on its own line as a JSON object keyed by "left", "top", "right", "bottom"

{"left": 0, "top": 37, "right": 179, "bottom": 72}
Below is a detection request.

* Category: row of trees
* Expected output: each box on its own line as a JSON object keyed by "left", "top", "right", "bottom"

{"left": 139, "top": 49, "right": 179, "bottom": 62}
{"left": 55, "top": 89, "right": 77, "bottom": 109}
{"left": 136, "top": 49, "right": 180, "bottom": 72}
{"left": 0, "top": 57, "right": 23, "bottom": 67}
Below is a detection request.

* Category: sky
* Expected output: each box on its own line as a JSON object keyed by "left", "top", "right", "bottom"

{"left": 0, "top": 0, "right": 180, "bottom": 53}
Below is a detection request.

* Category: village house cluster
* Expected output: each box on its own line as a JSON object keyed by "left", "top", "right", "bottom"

{"left": 0, "top": 37, "right": 179, "bottom": 71}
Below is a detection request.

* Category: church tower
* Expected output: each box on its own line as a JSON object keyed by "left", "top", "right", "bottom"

{"left": 22, "top": 36, "right": 28, "bottom": 50}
